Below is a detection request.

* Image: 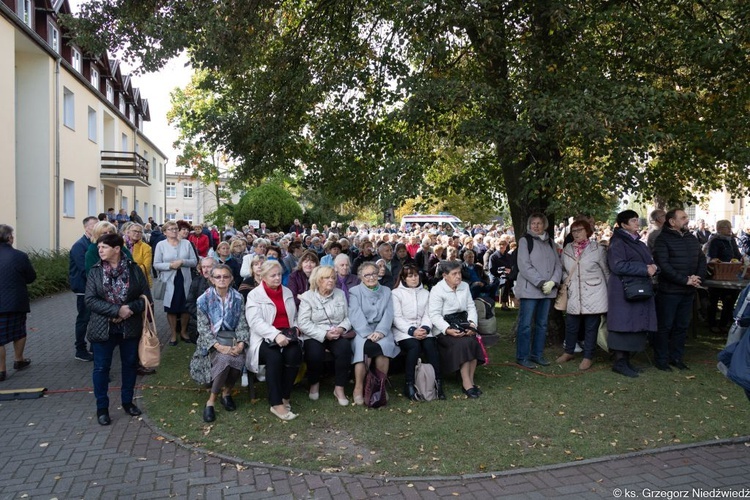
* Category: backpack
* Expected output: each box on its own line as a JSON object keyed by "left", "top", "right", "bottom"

{"left": 507, "top": 233, "right": 553, "bottom": 281}
{"left": 414, "top": 359, "right": 437, "bottom": 401}
{"left": 364, "top": 357, "right": 388, "bottom": 408}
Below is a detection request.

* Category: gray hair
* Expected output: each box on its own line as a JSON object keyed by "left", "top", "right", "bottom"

{"left": 0, "top": 224, "right": 14, "bottom": 244}
{"left": 357, "top": 261, "right": 378, "bottom": 278}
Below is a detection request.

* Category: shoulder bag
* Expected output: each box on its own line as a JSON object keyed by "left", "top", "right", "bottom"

{"left": 554, "top": 256, "right": 579, "bottom": 312}
{"left": 621, "top": 275, "right": 654, "bottom": 302}
{"left": 138, "top": 295, "right": 161, "bottom": 369}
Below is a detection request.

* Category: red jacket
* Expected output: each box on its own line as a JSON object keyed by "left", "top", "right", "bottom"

{"left": 189, "top": 234, "right": 210, "bottom": 257}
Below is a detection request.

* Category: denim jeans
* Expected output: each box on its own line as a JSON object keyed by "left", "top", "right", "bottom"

{"left": 564, "top": 314, "right": 601, "bottom": 359}
{"left": 655, "top": 292, "right": 694, "bottom": 365}
{"left": 516, "top": 298, "right": 552, "bottom": 361}
{"left": 92, "top": 332, "right": 139, "bottom": 411}
{"left": 75, "top": 294, "right": 91, "bottom": 354}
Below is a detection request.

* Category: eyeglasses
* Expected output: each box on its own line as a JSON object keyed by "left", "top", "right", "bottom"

{"left": 166, "top": 228, "right": 178, "bottom": 232}
{"left": 362, "top": 273, "right": 379, "bottom": 279}
{"left": 130, "top": 230, "right": 143, "bottom": 234}
{"left": 212, "top": 275, "right": 232, "bottom": 280}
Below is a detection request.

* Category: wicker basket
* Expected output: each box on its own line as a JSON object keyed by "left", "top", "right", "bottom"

{"left": 709, "top": 262, "right": 743, "bottom": 281}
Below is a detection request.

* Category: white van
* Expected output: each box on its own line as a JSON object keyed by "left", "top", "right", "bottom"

{"left": 400, "top": 214, "right": 465, "bottom": 235}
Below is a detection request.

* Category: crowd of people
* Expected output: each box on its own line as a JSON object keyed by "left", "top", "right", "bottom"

{"left": 1, "top": 206, "right": 746, "bottom": 424}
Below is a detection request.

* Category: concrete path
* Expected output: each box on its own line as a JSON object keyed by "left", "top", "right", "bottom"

{"left": 0, "top": 293, "right": 748, "bottom": 499}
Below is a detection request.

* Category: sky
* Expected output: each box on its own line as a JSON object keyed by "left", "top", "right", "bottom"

{"left": 68, "top": 0, "right": 193, "bottom": 173}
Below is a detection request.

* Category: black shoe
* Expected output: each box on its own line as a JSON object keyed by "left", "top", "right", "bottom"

{"left": 122, "top": 403, "right": 142, "bottom": 416}
{"left": 473, "top": 385, "right": 483, "bottom": 395}
{"left": 654, "top": 363, "right": 673, "bottom": 372}
{"left": 203, "top": 405, "right": 216, "bottom": 422}
{"left": 530, "top": 356, "right": 550, "bottom": 367}
{"left": 462, "top": 387, "right": 480, "bottom": 398}
{"left": 517, "top": 359, "right": 537, "bottom": 369}
{"left": 626, "top": 361, "right": 644, "bottom": 373}
{"left": 97, "top": 409, "right": 111, "bottom": 426}
{"left": 169, "top": 340, "right": 178, "bottom": 346}
{"left": 612, "top": 359, "right": 639, "bottom": 378}
{"left": 670, "top": 360, "right": 690, "bottom": 370}
{"left": 181, "top": 335, "right": 196, "bottom": 344}
{"left": 13, "top": 359, "right": 31, "bottom": 370}
{"left": 220, "top": 395, "right": 236, "bottom": 411}
{"left": 436, "top": 379, "right": 446, "bottom": 400}
{"left": 137, "top": 366, "right": 156, "bottom": 376}
{"left": 75, "top": 352, "right": 94, "bottom": 362}
{"left": 0, "top": 371, "right": 5, "bottom": 382}
{"left": 404, "top": 383, "right": 418, "bottom": 401}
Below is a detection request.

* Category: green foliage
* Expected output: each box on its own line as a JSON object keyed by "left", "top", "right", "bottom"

{"left": 27, "top": 250, "right": 70, "bottom": 300}
{"left": 233, "top": 183, "right": 302, "bottom": 231}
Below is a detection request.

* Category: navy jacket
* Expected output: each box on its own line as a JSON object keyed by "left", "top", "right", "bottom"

{"left": 653, "top": 228, "right": 707, "bottom": 295}
{"left": 0, "top": 243, "right": 37, "bottom": 314}
{"left": 68, "top": 234, "right": 90, "bottom": 294}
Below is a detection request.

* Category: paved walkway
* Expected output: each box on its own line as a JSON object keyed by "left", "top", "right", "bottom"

{"left": 0, "top": 292, "right": 749, "bottom": 499}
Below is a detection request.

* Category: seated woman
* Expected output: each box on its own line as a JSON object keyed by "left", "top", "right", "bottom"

{"left": 707, "top": 219, "right": 743, "bottom": 333}
{"left": 461, "top": 249, "right": 498, "bottom": 300}
{"left": 196, "top": 264, "right": 249, "bottom": 423}
{"left": 426, "top": 244, "right": 446, "bottom": 286}
{"left": 287, "top": 250, "right": 319, "bottom": 307}
{"left": 297, "top": 266, "right": 352, "bottom": 406}
{"left": 85, "top": 233, "right": 150, "bottom": 425}
{"left": 391, "top": 264, "right": 445, "bottom": 400}
{"left": 238, "top": 254, "right": 265, "bottom": 300}
{"left": 348, "top": 261, "right": 399, "bottom": 405}
{"left": 245, "top": 260, "right": 302, "bottom": 420}
{"left": 214, "top": 241, "right": 242, "bottom": 289}
{"left": 428, "top": 260, "right": 484, "bottom": 398}
{"left": 334, "top": 253, "right": 360, "bottom": 304}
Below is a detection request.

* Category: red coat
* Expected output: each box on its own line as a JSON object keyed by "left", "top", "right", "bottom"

{"left": 189, "top": 234, "right": 210, "bottom": 257}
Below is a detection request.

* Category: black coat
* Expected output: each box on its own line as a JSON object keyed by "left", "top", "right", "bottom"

{"left": 0, "top": 243, "right": 36, "bottom": 314}
{"left": 653, "top": 228, "right": 707, "bottom": 295}
{"left": 85, "top": 259, "right": 150, "bottom": 342}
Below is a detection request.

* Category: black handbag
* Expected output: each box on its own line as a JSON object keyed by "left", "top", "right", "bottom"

{"left": 443, "top": 311, "right": 479, "bottom": 334}
{"left": 621, "top": 276, "right": 654, "bottom": 302}
{"left": 215, "top": 330, "right": 237, "bottom": 347}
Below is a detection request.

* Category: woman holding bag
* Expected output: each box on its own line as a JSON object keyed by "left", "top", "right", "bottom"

{"left": 555, "top": 220, "right": 609, "bottom": 370}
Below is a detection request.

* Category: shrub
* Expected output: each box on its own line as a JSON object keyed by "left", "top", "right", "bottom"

{"left": 27, "top": 250, "right": 70, "bottom": 300}
{"left": 233, "top": 183, "right": 303, "bottom": 231}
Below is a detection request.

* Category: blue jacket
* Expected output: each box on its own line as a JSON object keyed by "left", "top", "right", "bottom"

{"left": 68, "top": 234, "right": 90, "bottom": 294}
{"left": 0, "top": 243, "right": 37, "bottom": 314}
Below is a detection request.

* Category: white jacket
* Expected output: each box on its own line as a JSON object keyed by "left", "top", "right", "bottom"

{"left": 391, "top": 285, "right": 433, "bottom": 342}
{"left": 428, "top": 279, "right": 478, "bottom": 335}
{"left": 297, "top": 288, "right": 351, "bottom": 343}
{"left": 244, "top": 284, "right": 297, "bottom": 374}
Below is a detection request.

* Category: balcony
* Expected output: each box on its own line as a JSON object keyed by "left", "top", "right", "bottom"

{"left": 100, "top": 151, "right": 150, "bottom": 187}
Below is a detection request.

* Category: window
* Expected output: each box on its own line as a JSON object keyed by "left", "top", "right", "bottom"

{"left": 63, "top": 87, "right": 75, "bottom": 129}
{"left": 90, "top": 68, "right": 99, "bottom": 89}
{"left": 48, "top": 22, "right": 59, "bottom": 52}
{"left": 71, "top": 49, "right": 82, "bottom": 72}
{"left": 158, "top": 162, "right": 163, "bottom": 181}
{"left": 183, "top": 183, "right": 193, "bottom": 199}
{"left": 121, "top": 133, "right": 128, "bottom": 151}
{"left": 159, "top": 207, "right": 163, "bottom": 222}
{"left": 166, "top": 213, "right": 176, "bottom": 221}
{"left": 119, "top": 95, "right": 126, "bottom": 114}
{"left": 20, "top": 0, "right": 31, "bottom": 27}
{"left": 87, "top": 107, "right": 97, "bottom": 142}
{"left": 63, "top": 179, "right": 75, "bottom": 217}
{"left": 152, "top": 204, "right": 157, "bottom": 221}
{"left": 128, "top": 105, "right": 134, "bottom": 122}
{"left": 88, "top": 186, "right": 97, "bottom": 216}
{"left": 122, "top": 197, "right": 128, "bottom": 211}
{"left": 166, "top": 182, "right": 176, "bottom": 198}
{"left": 106, "top": 81, "right": 114, "bottom": 103}
{"left": 183, "top": 213, "right": 194, "bottom": 223}
{"left": 143, "top": 202, "right": 148, "bottom": 218}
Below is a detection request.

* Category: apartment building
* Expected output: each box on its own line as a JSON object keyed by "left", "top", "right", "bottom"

{"left": 165, "top": 173, "right": 241, "bottom": 226}
{"left": 0, "top": 0, "right": 168, "bottom": 251}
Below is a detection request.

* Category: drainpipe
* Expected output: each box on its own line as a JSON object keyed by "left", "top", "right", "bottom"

{"left": 54, "top": 56, "right": 62, "bottom": 252}
{"left": 163, "top": 159, "right": 168, "bottom": 223}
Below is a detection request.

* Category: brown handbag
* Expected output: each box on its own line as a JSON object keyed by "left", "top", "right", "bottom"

{"left": 138, "top": 295, "right": 161, "bottom": 369}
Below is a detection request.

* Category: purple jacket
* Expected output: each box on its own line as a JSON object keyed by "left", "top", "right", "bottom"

{"left": 606, "top": 228, "right": 657, "bottom": 333}
{"left": 287, "top": 269, "right": 310, "bottom": 307}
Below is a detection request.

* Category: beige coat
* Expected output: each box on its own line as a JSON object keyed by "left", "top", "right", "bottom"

{"left": 561, "top": 241, "right": 610, "bottom": 316}
{"left": 244, "top": 284, "right": 297, "bottom": 374}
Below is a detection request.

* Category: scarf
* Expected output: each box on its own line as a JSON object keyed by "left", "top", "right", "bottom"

{"left": 573, "top": 239, "right": 590, "bottom": 259}
{"left": 337, "top": 275, "right": 350, "bottom": 303}
{"left": 196, "top": 286, "right": 244, "bottom": 334}
{"left": 263, "top": 281, "right": 290, "bottom": 329}
{"left": 102, "top": 259, "right": 130, "bottom": 305}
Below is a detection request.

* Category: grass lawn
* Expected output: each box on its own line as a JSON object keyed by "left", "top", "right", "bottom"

{"left": 140, "top": 308, "right": 750, "bottom": 476}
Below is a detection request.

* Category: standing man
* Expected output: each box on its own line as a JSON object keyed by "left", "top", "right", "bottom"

{"left": 646, "top": 209, "right": 667, "bottom": 252}
{"left": 68, "top": 216, "right": 98, "bottom": 361}
{"left": 652, "top": 209, "right": 707, "bottom": 371}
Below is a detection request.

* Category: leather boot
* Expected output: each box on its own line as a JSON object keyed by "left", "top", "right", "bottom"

{"left": 436, "top": 379, "right": 446, "bottom": 400}
{"left": 405, "top": 382, "right": 418, "bottom": 401}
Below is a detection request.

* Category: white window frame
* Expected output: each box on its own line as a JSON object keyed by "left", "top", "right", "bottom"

{"left": 88, "top": 186, "right": 97, "bottom": 216}
{"left": 183, "top": 183, "right": 194, "bottom": 199}
{"left": 122, "top": 197, "right": 128, "bottom": 212}
{"left": 63, "top": 179, "right": 75, "bottom": 218}
{"left": 90, "top": 68, "right": 99, "bottom": 89}
{"left": 63, "top": 87, "right": 75, "bottom": 130}
{"left": 87, "top": 107, "right": 97, "bottom": 142}
{"left": 166, "top": 182, "right": 176, "bottom": 198}
{"left": 106, "top": 81, "right": 114, "bottom": 103}
{"left": 166, "top": 213, "right": 176, "bottom": 221}
{"left": 48, "top": 22, "right": 59, "bottom": 52}
{"left": 183, "top": 213, "right": 194, "bottom": 224}
{"left": 121, "top": 133, "right": 128, "bottom": 151}
{"left": 20, "top": 0, "right": 31, "bottom": 27}
{"left": 118, "top": 95, "right": 126, "bottom": 114}
{"left": 71, "top": 48, "right": 82, "bottom": 72}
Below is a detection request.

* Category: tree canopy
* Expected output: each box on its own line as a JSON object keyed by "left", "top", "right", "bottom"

{"left": 65, "top": 0, "right": 750, "bottom": 233}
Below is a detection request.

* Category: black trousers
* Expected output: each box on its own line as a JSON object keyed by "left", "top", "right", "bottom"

{"left": 304, "top": 337, "right": 352, "bottom": 387}
{"left": 397, "top": 337, "right": 441, "bottom": 384}
{"left": 259, "top": 341, "right": 302, "bottom": 406}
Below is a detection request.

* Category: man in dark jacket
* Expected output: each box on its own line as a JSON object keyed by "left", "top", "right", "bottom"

{"left": 68, "top": 216, "right": 98, "bottom": 361}
{"left": 652, "top": 209, "right": 707, "bottom": 371}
